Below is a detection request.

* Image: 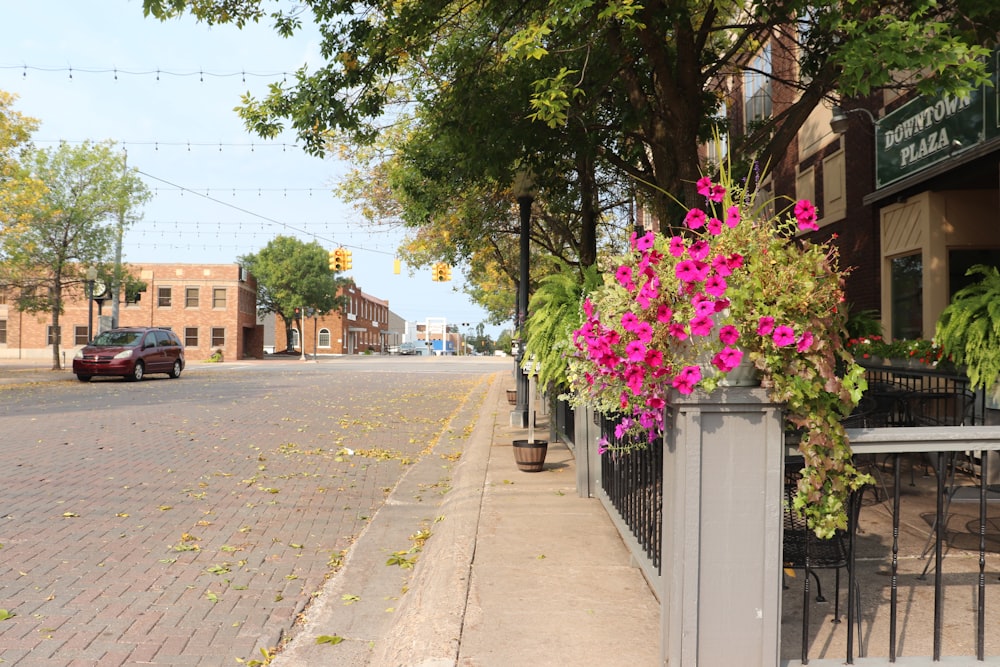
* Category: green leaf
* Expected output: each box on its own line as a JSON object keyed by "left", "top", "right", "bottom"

{"left": 316, "top": 635, "right": 345, "bottom": 645}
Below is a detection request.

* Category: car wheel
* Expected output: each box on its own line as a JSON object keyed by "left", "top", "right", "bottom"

{"left": 169, "top": 359, "right": 182, "bottom": 379}
{"left": 76, "top": 374, "right": 92, "bottom": 382}
{"left": 128, "top": 361, "right": 145, "bottom": 382}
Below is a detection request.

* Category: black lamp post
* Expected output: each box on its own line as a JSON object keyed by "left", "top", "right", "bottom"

{"left": 85, "top": 267, "right": 97, "bottom": 343}
{"left": 512, "top": 169, "right": 535, "bottom": 428}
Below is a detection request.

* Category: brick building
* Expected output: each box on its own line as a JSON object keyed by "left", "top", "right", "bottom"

{"left": 274, "top": 281, "right": 396, "bottom": 356}
{"left": 0, "top": 263, "right": 263, "bottom": 363}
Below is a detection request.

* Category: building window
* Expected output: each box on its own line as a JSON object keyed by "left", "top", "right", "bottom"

{"left": 743, "top": 42, "right": 772, "bottom": 128}
{"left": 0, "top": 319, "right": 6, "bottom": 344}
{"left": 891, "top": 254, "right": 923, "bottom": 339}
{"left": 211, "top": 327, "right": 225, "bottom": 347}
{"left": 185, "top": 287, "right": 199, "bottom": 308}
{"left": 319, "top": 328, "right": 331, "bottom": 348}
{"left": 158, "top": 286, "right": 172, "bottom": 307}
{"left": 47, "top": 325, "right": 60, "bottom": 346}
{"left": 949, "top": 250, "right": 1000, "bottom": 298}
{"left": 74, "top": 326, "right": 88, "bottom": 346}
{"left": 291, "top": 328, "right": 300, "bottom": 348}
{"left": 185, "top": 327, "right": 199, "bottom": 348}
{"left": 212, "top": 287, "right": 227, "bottom": 309}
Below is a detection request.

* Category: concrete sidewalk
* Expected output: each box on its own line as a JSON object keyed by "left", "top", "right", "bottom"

{"left": 277, "top": 372, "right": 661, "bottom": 666}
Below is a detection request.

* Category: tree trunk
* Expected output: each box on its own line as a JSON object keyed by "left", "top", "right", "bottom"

{"left": 50, "top": 286, "right": 62, "bottom": 370}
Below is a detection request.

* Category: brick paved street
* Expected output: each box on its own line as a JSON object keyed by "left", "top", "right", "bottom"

{"left": 0, "top": 357, "right": 499, "bottom": 665}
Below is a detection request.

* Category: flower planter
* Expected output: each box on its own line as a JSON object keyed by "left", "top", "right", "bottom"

{"left": 506, "top": 389, "right": 517, "bottom": 405}
{"left": 512, "top": 439, "right": 548, "bottom": 472}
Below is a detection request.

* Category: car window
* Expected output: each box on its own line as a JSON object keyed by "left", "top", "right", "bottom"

{"left": 92, "top": 331, "right": 142, "bottom": 347}
{"left": 155, "top": 331, "right": 174, "bottom": 347}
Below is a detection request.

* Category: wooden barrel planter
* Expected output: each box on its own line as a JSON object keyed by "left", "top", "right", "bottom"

{"left": 512, "top": 439, "right": 548, "bottom": 472}
{"left": 506, "top": 389, "right": 517, "bottom": 405}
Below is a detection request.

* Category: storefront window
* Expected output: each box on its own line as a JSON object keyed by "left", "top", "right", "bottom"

{"left": 891, "top": 254, "right": 923, "bottom": 339}
{"left": 949, "top": 249, "right": 1000, "bottom": 298}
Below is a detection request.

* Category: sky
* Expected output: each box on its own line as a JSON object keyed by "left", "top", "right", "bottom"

{"left": 0, "top": 2, "right": 508, "bottom": 339}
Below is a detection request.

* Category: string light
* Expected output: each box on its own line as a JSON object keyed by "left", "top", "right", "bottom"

{"left": 2, "top": 64, "right": 294, "bottom": 80}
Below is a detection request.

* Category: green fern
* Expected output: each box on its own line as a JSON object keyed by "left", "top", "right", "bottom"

{"left": 524, "top": 264, "right": 602, "bottom": 389}
{"left": 935, "top": 264, "right": 1000, "bottom": 389}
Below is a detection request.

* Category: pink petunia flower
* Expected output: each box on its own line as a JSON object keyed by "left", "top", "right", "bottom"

{"left": 757, "top": 316, "right": 775, "bottom": 336}
{"left": 696, "top": 176, "right": 713, "bottom": 197}
{"left": 773, "top": 325, "right": 796, "bottom": 347}
{"left": 718, "top": 325, "right": 740, "bottom": 345}
{"left": 672, "top": 365, "right": 702, "bottom": 395}
{"left": 685, "top": 207, "right": 707, "bottom": 229}
{"left": 633, "top": 321, "right": 653, "bottom": 343}
{"left": 705, "top": 274, "right": 728, "bottom": 297}
{"left": 625, "top": 340, "right": 647, "bottom": 362}
{"left": 688, "top": 240, "right": 711, "bottom": 261}
{"left": 656, "top": 304, "right": 673, "bottom": 323}
{"left": 676, "top": 260, "right": 710, "bottom": 283}
{"left": 709, "top": 184, "right": 726, "bottom": 203}
{"left": 635, "top": 231, "right": 656, "bottom": 251}
{"left": 726, "top": 206, "right": 741, "bottom": 228}
{"left": 794, "top": 199, "right": 819, "bottom": 231}
{"left": 668, "top": 323, "right": 689, "bottom": 341}
{"left": 707, "top": 217, "right": 723, "bottom": 235}
{"left": 669, "top": 236, "right": 687, "bottom": 257}
{"left": 690, "top": 314, "right": 714, "bottom": 337}
{"left": 621, "top": 311, "right": 639, "bottom": 331}
{"left": 712, "top": 346, "right": 744, "bottom": 372}
{"left": 615, "top": 265, "right": 634, "bottom": 289}
{"left": 645, "top": 348, "right": 664, "bottom": 368}
{"left": 796, "top": 331, "right": 815, "bottom": 353}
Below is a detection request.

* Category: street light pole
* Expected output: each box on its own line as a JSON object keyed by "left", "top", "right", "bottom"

{"left": 85, "top": 267, "right": 97, "bottom": 342}
{"left": 512, "top": 169, "right": 535, "bottom": 428}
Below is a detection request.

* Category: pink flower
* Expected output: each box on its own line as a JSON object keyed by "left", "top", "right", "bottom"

{"left": 635, "top": 232, "right": 656, "bottom": 251}
{"left": 688, "top": 240, "right": 710, "bottom": 261}
{"left": 625, "top": 340, "right": 647, "bottom": 362}
{"left": 796, "top": 331, "right": 815, "bottom": 353}
{"left": 692, "top": 294, "right": 717, "bottom": 315}
{"left": 645, "top": 348, "right": 664, "bottom": 368}
{"left": 633, "top": 321, "right": 653, "bottom": 343}
{"left": 668, "top": 236, "right": 687, "bottom": 257}
{"left": 773, "top": 325, "right": 796, "bottom": 347}
{"left": 757, "top": 316, "right": 775, "bottom": 336}
{"left": 712, "top": 346, "right": 744, "bottom": 372}
{"left": 718, "top": 325, "right": 740, "bottom": 345}
{"left": 726, "top": 206, "right": 741, "bottom": 228}
{"left": 676, "top": 260, "right": 710, "bottom": 283}
{"left": 696, "top": 176, "right": 713, "bottom": 197}
{"left": 656, "top": 304, "right": 673, "bottom": 323}
{"left": 668, "top": 323, "right": 688, "bottom": 341}
{"left": 707, "top": 217, "right": 723, "bottom": 235}
{"left": 705, "top": 274, "right": 728, "bottom": 297}
{"left": 709, "top": 184, "right": 726, "bottom": 203}
{"left": 685, "top": 207, "right": 707, "bottom": 229}
{"left": 672, "top": 365, "right": 702, "bottom": 394}
{"left": 712, "top": 254, "right": 733, "bottom": 277}
{"left": 726, "top": 253, "right": 744, "bottom": 270}
{"left": 615, "top": 265, "right": 634, "bottom": 289}
{"left": 621, "top": 311, "right": 639, "bottom": 331}
{"left": 795, "top": 199, "right": 818, "bottom": 231}
{"left": 645, "top": 395, "right": 666, "bottom": 409}
{"left": 690, "top": 314, "right": 714, "bottom": 337}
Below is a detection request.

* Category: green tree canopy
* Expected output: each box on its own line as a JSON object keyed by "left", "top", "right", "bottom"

{"left": 239, "top": 235, "right": 346, "bottom": 353}
{"left": 0, "top": 139, "right": 151, "bottom": 369}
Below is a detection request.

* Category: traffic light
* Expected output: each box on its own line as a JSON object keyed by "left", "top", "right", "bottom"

{"left": 343, "top": 249, "right": 353, "bottom": 270}
{"left": 329, "top": 248, "right": 344, "bottom": 272}
{"left": 432, "top": 262, "right": 451, "bottom": 282}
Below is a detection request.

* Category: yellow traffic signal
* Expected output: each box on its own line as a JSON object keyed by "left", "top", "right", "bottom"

{"left": 343, "top": 249, "right": 353, "bottom": 270}
{"left": 330, "top": 248, "right": 345, "bottom": 272}
{"left": 432, "top": 262, "right": 451, "bottom": 282}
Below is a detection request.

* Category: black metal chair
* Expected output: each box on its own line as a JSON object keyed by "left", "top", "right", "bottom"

{"left": 783, "top": 462, "right": 864, "bottom": 660}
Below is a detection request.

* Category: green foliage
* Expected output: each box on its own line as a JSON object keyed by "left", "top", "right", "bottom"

{"left": 844, "top": 307, "right": 883, "bottom": 340}
{"left": 524, "top": 262, "right": 601, "bottom": 389}
{"left": 240, "top": 236, "right": 347, "bottom": 353}
{"left": 936, "top": 264, "right": 1000, "bottom": 389}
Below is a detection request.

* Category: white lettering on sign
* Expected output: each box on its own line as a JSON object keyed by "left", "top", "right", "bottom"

{"left": 883, "top": 95, "right": 972, "bottom": 150}
{"left": 899, "top": 128, "right": 951, "bottom": 168}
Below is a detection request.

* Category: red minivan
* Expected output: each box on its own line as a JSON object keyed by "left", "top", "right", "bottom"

{"left": 73, "top": 327, "right": 185, "bottom": 382}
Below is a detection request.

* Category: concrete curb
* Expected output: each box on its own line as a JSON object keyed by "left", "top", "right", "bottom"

{"left": 367, "top": 373, "right": 500, "bottom": 667}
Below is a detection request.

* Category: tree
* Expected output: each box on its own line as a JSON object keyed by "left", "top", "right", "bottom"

{"left": 239, "top": 235, "right": 346, "bottom": 353}
{"left": 0, "top": 140, "right": 151, "bottom": 369}
{"left": 0, "top": 91, "right": 43, "bottom": 238}
{"left": 142, "top": 0, "right": 998, "bottom": 221}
